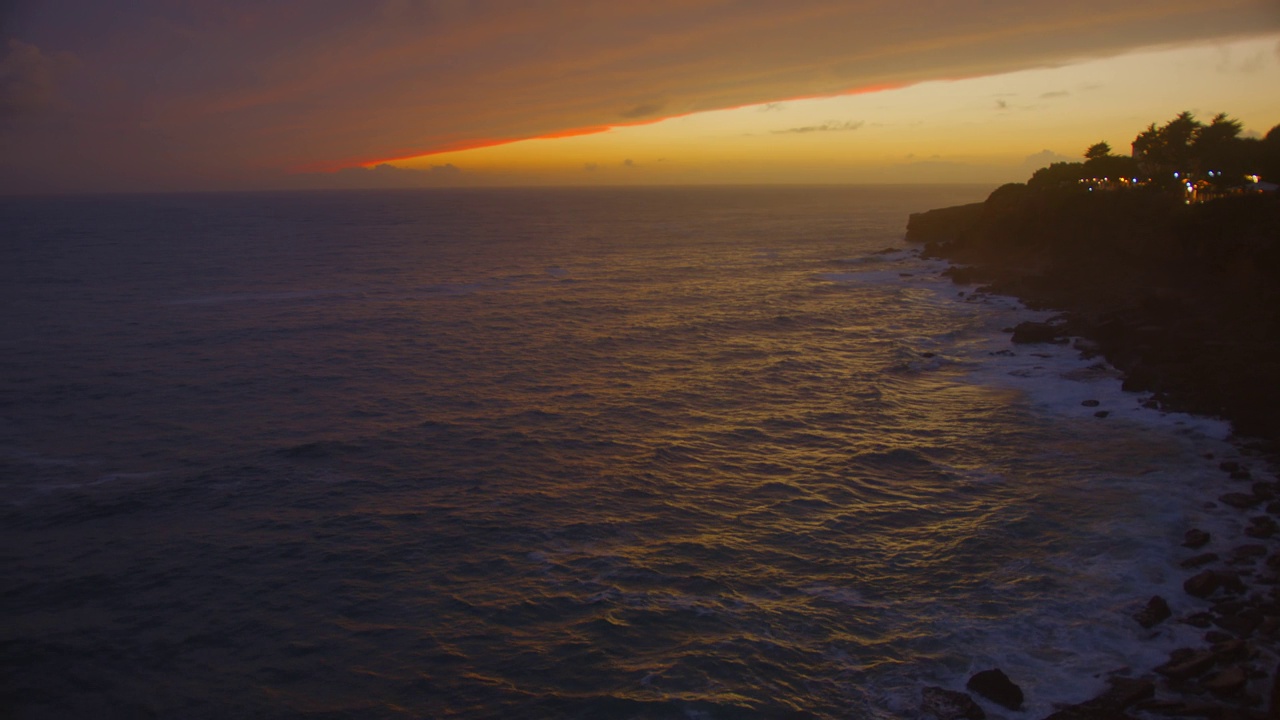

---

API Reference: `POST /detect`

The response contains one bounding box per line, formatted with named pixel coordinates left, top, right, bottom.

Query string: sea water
left=0, top=186, right=1247, bottom=718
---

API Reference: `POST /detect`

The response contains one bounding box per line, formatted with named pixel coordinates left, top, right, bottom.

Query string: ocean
left=0, top=186, right=1244, bottom=719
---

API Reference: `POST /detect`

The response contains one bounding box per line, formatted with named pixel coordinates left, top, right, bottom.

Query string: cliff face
left=907, top=187, right=1280, bottom=446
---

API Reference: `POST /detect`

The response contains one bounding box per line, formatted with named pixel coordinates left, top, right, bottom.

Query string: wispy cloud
left=772, top=120, right=864, bottom=134
left=621, top=102, right=664, bottom=119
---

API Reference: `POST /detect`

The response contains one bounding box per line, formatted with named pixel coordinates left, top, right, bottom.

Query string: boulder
left=1211, top=638, right=1249, bottom=661
left=1134, top=596, right=1172, bottom=628
left=1010, top=321, right=1066, bottom=345
left=1221, top=493, right=1262, bottom=509
left=1213, top=609, right=1264, bottom=636
left=1155, top=649, right=1216, bottom=680
left=1202, top=665, right=1248, bottom=696
left=966, top=669, right=1023, bottom=711
left=1043, top=677, right=1153, bottom=719
left=1247, top=517, right=1278, bottom=539
left=1183, top=529, right=1212, bottom=549
left=1233, top=544, right=1269, bottom=561
left=1185, top=570, right=1246, bottom=598
left=1183, top=612, right=1214, bottom=628
left=1181, top=552, right=1219, bottom=569
left=920, top=686, right=985, bottom=720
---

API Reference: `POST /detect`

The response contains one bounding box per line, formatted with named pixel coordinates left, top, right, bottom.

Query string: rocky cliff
left=907, top=186, right=1280, bottom=446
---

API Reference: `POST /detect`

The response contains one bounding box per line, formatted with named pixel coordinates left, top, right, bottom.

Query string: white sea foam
left=823, top=247, right=1252, bottom=717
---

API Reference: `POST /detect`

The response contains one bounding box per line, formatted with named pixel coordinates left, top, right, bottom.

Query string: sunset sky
left=1, top=1, right=1278, bottom=193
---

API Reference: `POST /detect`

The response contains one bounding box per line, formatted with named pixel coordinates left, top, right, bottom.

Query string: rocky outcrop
left=921, top=686, right=986, bottom=720
left=967, top=669, right=1023, bottom=711
left=907, top=190, right=1280, bottom=448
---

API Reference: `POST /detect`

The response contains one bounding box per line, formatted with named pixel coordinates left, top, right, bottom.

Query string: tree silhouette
left=1084, top=142, right=1111, bottom=160
left=1024, top=112, right=1275, bottom=193
left=1132, top=112, right=1204, bottom=188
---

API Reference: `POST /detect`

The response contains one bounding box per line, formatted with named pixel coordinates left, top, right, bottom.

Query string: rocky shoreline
left=905, top=189, right=1280, bottom=719
left=919, top=453, right=1280, bottom=720
left=907, top=189, right=1280, bottom=450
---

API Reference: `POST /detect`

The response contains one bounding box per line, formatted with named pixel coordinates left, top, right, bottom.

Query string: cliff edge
left=907, top=186, right=1280, bottom=447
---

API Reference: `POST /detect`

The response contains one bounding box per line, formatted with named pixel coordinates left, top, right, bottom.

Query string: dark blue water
left=0, top=186, right=1237, bottom=718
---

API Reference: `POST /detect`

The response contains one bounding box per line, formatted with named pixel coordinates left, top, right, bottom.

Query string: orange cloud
left=333, top=81, right=913, bottom=173
left=3, top=0, right=1278, bottom=192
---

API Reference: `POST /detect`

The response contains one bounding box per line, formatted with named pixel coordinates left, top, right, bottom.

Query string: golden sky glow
left=387, top=35, right=1280, bottom=186
left=1, top=2, right=1278, bottom=192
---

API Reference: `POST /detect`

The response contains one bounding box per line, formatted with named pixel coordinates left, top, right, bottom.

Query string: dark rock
left=1155, top=649, right=1217, bottom=680
left=1233, top=544, right=1269, bottom=560
left=1182, top=612, right=1214, bottom=628
left=1132, top=698, right=1219, bottom=716
left=1185, top=571, right=1219, bottom=598
left=1246, top=524, right=1277, bottom=539
left=1043, top=677, right=1153, bottom=719
left=1221, top=493, right=1262, bottom=509
left=1185, top=570, right=1246, bottom=598
left=1074, top=339, right=1102, bottom=359
left=1211, top=638, right=1249, bottom=661
left=1082, top=399, right=1101, bottom=407
left=966, top=669, right=1023, bottom=711
left=1254, top=483, right=1278, bottom=500
left=1214, top=609, right=1264, bottom=636
left=1011, top=320, right=1066, bottom=345
left=1212, top=600, right=1247, bottom=615
left=1202, top=665, right=1248, bottom=696
left=1182, top=552, right=1219, bottom=569
left=920, top=686, right=985, bottom=720
left=1135, top=596, right=1172, bottom=628
left=1183, top=529, right=1212, bottom=549
left=1094, top=410, right=1111, bottom=418
left=1232, top=470, right=1255, bottom=480
left=1267, top=500, right=1280, bottom=515
left=1221, top=461, right=1242, bottom=473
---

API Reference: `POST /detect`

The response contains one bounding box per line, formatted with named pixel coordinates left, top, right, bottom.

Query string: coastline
left=905, top=189, right=1280, bottom=718
left=905, top=190, right=1280, bottom=451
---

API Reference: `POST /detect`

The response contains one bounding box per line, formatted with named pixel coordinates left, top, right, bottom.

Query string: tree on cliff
left=1132, top=111, right=1201, bottom=187
left=1082, top=141, right=1138, bottom=181
left=1085, top=142, right=1112, bottom=160
left=1130, top=112, right=1259, bottom=189
left=1025, top=114, right=1274, bottom=192
left=1027, top=161, right=1085, bottom=190
left=1193, top=114, right=1253, bottom=188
